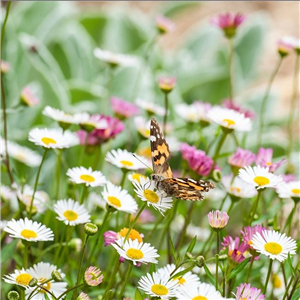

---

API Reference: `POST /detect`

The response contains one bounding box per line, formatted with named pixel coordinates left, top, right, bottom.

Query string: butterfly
left=150, top=118, right=215, bottom=201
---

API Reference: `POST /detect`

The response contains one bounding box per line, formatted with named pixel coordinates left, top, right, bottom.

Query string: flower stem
left=104, top=260, right=120, bottom=299
left=249, top=190, right=262, bottom=225
left=57, top=283, right=85, bottom=300
left=219, top=193, right=228, bottom=210
left=79, top=185, right=88, bottom=204
left=227, top=201, right=234, bottom=215
left=163, top=92, right=169, bottom=136
left=118, top=262, right=133, bottom=299
left=263, top=259, right=273, bottom=295
left=1, top=1, right=14, bottom=184
left=120, top=169, right=129, bottom=188
left=212, top=131, right=228, bottom=164
left=228, top=37, right=234, bottom=101
left=28, top=149, right=48, bottom=218
left=215, top=231, right=220, bottom=290
left=245, top=257, right=254, bottom=283
left=55, top=149, right=62, bottom=200
left=257, top=57, right=283, bottom=148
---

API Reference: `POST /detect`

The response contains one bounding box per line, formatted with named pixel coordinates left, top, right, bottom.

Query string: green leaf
left=44, top=293, right=50, bottom=300
left=1, top=240, right=18, bottom=263
left=170, top=265, right=195, bottom=280
left=291, top=288, right=300, bottom=300
left=135, top=289, right=143, bottom=300
left=169, top=236, right=178, bottom=262
left=227, top=257, right=251, bottom=281
left=162, top=2, right=201, bottom=17
left=149, top=263, right=156, bottom=274
left=287, top=254, right=296, bottom=277
left=186, top=236, right=197, bottom=254
left=203, top=263, right=216, bottom=286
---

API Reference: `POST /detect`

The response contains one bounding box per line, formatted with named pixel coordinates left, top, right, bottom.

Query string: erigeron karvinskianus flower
left=135, top=98, right=165, bottom=117
left=277, top=36, right=295, bottom=57
left=138, top=271, right=179, bottom=299
left=77, top=292, right=90, bottom=300
left=104, top=227, right=143, bottom=247
left=29, top=128, right=79, bottom=149
left=222, top=236, right=250, bottom=265
left=276, top=180, right=300, bottom=201
left=158, top=76, right=176, bottom=94
left=155, top=15, right=175, bottom=34
left=77, top=113, right=108, bottom=132
left=211, top=12, right=246, bottom=38
left=228, top=147, right=256, bottom=174
left=222, top=99, right=256, bottom=119
left=84, top=266, right=103, bottom=286
left=102, top=181, right=138, bottom=214
left=251, top=230, right=297, bottom=262
left=207, top=106, right=252, bottom=132
left=133, top=177, right=173, bottom=215
left=127, top=172, right=147, bottom=184
left=134, top=116, right=151, bottom=138
left=238, top=166, right=283, bottom=190
left=67, top=166, right=106, bottom=187
left=111, top=237, right=159, bottom=265
left=233, top=283, right=265, bottom=300
left=207, top=210, right=229, bottom=230
left=105, top=149, right=148, bottom=170
left=256, top=148, right=286, bottom=172
left=54, top=199, right=91, bottom=226
left=241, top=225, right=267, bottom=249
left=3, top=268, right=33, bottom=289
left=282, top=174, right=297, bottom=183
left=4, top=218, right=54, bottom=242
left=20, top=86, right=39, bottom=107
left=111, top=97, right=140, bottom=119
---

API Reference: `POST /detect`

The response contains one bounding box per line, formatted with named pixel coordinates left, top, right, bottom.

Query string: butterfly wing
left=150, top=118, right=173, bottom=178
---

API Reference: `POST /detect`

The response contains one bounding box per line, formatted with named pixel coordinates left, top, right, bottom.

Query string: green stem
left=227, top=201, right=234, bottom=215
left=249, top=190, right=262, bottom=225
left=118, top=263, right=133, bottom=299
left=120, top=170, right=129, bottom=188
left=23, top=242, right=29, bottom=268
left=79, top=185, right=88, bottom=204
left=263, top=259, right=273, bottom=295
left=286, top=202, right=297, bottom=236
left=281, top=262, right=287, bottom=287
left=282, top=276, right=294, bottom=300
left=257, top=57, right=283, bottom=147
left=215, top=231, right=220, bottom=290
left=1, top=1, right=13, bottom=184
left=218, top=193, right=228, bottom=210
left=36, top=284, right=58, bottom=300
left=55, top=149, right=62, bottom=200
left=212, top=131, right=228, bottom=163
left=104, top=260, right=120, bottom=298
left=245, top=257, right=254, bottom=283
left=28, top=149, right=48, bottom=218
left=287, top=275, right=299, bottom=300
left=57, top=283, right=85, bottom=300
left=163, top=92, right=169, bottom=136
left=228, top=37, right=234, bottom=101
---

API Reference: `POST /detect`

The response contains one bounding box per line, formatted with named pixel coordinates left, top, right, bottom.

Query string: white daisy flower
left=0, top=137, right=42, bottom=167
left=207, top=106, right=252, bottom=131
left=176, top=282, right=224, bottom=300
left=28, top=128, right=79, bottom=149
left=222, top=174, right=257, bottom=198
left=276, top=181, right=300, bottom=199
left=251, top=230, right=297, bottom=262
left=2, top=268, right=33, bottom=288
left=135, top=98, right=166, bottom=116
left=238, top=166, right=283, bottom=189
left=54, top=199, right=91, bottom=226
left=127, top=172, right=147, bottom=184
left=4, top=218, right=54, bottom=242
left=17, top=185, right=49, bottom=214
left=157, top=264, right=200, bottom=287
left=75, top=113, right=108, bottom=130
left=66, top=166, right=106, bottom=187
left=138, top=271, right=179, bottom=299
left=25, top=262, right=67, bottom=300
left=86, top=191, right=107, bottom=211
left=102, top=181, right=138, bottom=214
left=105, top=149, right=149, bottom=170
left=1, top=184, right=16, bottom=201
left=175, top=102, right=211, bottom=123
left=42, top=106, right=78, bottom=126
left=133, top=177, right=173, bottom=215
left=134, top=116, right=151, bottom=138
left=112, top=237, right=159, bottom=265
left=94, top=48, right=138, bottom=67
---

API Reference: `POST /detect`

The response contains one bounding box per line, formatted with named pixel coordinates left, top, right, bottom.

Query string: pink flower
left=111, top=97, right=140, bottom=119
left=211, top=13, right=246, bottom=38
left=135, top=209, right=156, bottom=224
left=282, top=174, right=298, bottom=183
left=222, top=236, right=249, bottom=263
left=277, top=37, right=295, bottom=57
left=84, top=266, right=103, bottom=286
left=20, top=87, right=39, bottom=107
left=228, top=147, right=256, bottom=168
left=158, top=76, right=177, bottom=93
left=222, top=99, right=255, bottom=119
left=256, top=148, right=286, bottom=172
left=207, top=210, right=229, bottom=229
left=240, top=225, right=266, bottom=248
left=180, top=143, right=215, bottom=177
left=104, top=230, right=118, bottom=247
left=234, top=283, right=265, bottom=300
left=104, top=228, right=144, bottom=247
left=155, top=15, right=175, bottom=34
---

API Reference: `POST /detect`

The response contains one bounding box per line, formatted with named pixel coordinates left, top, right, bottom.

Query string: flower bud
left=158, top=76, right=176, bottom=94
left=195, top=255, right=205, bottom=268
left=84, top=223, right=98, bottom=236
left=185, top=252, right=194, bottom=260
left=51, top=270, right=62, bottom=282
left=8, top=291, right=19, bottom=300
left=77, top=292, right=91, bottom=300
left=28, top=278, right=38, bottom=287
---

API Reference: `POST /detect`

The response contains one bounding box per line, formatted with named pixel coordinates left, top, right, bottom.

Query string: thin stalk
left=79, top=185, right=88, bottom=204
left=163, top=92, right=169, bottom=136
left=263, top=259, right=273, bottom=295
left=282, top=276, right=294, bottom=300
left=118, top=263, right=133, bottom=299
left=222, top=277, right=226, bottom=297
left=286, top=202, right=297, bottom=236
left=120, top=169, right=129, bottom=188
left=1, top=1, right=13, bottom=184
left=281, top=262, right=287, bottom=287
left=227, top=201, right=234, bottom=215
left=55, top=149, right=62, bottom=200
left=257, top=57, right=283, bottom=147
left=218, top=193, right=228, bottom=210
left=287, top=275, right=299, bottom=300
left=27, top=279, right=52, bottom=300
left=28, top=149, right=48, bottom=218
left=212, top=131, right=228, bottom=163
left=215, top=231, right=220, bottom=290
left=245, top=257, right=254, bottom=283
left=23, top=242, right=29, bottom=268
left=249, top=190, right=262, bottom=225
left=104, top=260, right=120, bottom=298
left=57, top=283, right=85, bottom=300
left=228, top=37, right=234, bottom=100
left=36, top=284, right=58, bottom=300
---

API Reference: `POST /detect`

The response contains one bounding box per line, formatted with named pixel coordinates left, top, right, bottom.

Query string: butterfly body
left=150, top=118, right=215, bottom=201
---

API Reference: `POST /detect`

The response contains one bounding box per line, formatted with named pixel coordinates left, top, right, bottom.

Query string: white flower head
left=102, top=181, right=138, bottom=214
left=2, top=268, right=33, bottom=289
left=28, top=128, right=79, bottom=149
left=177, top=282, right=224, bottom=300
left=127, top=172, right=147, bottom=184
left=54, top=199, right=91, bottom=226
left=135, top=98, right=166, bottom=116
left=207, top=106, right=252, bottom=131
left=175, top=102, right=211, bottom=123
left=42, top=106, right=78, bottom=125
left=134, top=116, right=151, bottom=138
left=25, top=262, right=67, bottom=300
left=112, top=237, right=159, bottom=265
left=75, top=113, right=108, bottom=130
left=133, top=177, right=173, bottom=215
left=277, top=181, right=300, bottom=199
left=4, top=218, right=54, bottom=242
left=238, top=166, right=283, bottom=189
left=251, top=230, right=297, bottom=262
left=222, top=174, right=258, bottom=198
left=67, top=166, right=106, bottom=187
left=105, top=149, right=149, bottom=170
left=138, top=271, right=179, bottom=299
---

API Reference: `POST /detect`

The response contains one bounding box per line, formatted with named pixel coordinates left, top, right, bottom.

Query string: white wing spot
left=150, top=135, right=156, bottom=142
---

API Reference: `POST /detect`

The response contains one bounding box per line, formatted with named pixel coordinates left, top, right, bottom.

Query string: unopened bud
left=195, top=256, right=205, bottom=268
left=28, top=278, right=38, bottom=287
left=84, top=223, right=98, bottom=236
left=52, top=270, right=62, bottom=282
left=212, top=169, right=222, bottom=182
left=185, top=252, right=194, bottom=260
left=8, top=291, right=19, bottom=300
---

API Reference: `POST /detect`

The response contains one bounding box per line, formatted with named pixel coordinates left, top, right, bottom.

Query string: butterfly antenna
left=132, top=154, right=153, bottom=173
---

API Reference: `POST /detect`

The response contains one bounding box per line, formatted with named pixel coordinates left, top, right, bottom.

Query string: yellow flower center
left=192, top=296, right=208, bottom=300
left=80, top=174, right=95, bottom=182
left=120, top=160, right=134, bottom=167
left=16, top=153, right=26, bottom=161
left=41, top=137, right=57, bottom=145
left=292, top=189, right=300, bottom=194
left=272, top=274, right=282, bottom=289
left=254, top=176, right=270, bottom=186
left=20, top=229, right=37, bottom=239
left=144, top=129, right=150, bottom=137
left=131, top=173, right=146, bottom=183
left=151, top=284, right=168, bottom=296
left=138, top=147, right=152, bottom=159
left=119, top=228, right=143, bottom=243
left=15, top=273, right=33, bottom=286
left=126, top=248, right=144, bottom=260
left=222, top=118, right=235, bottom=127
left=266, top=161, right=272, bottom=166
left=63, top=210, right=78, bottom=221
left=230, top=186, right=241, bottom=193
left=188, top=113, right=196, bottom=120
left=107, top=196, right=121, bottom=207
left=143, top=189, right=159, bottom=203
left=39, top=278, right=51, bottom=293
left=264, top=242, right=282, bottom=255
left=174, top=276, right=186, bottom=285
